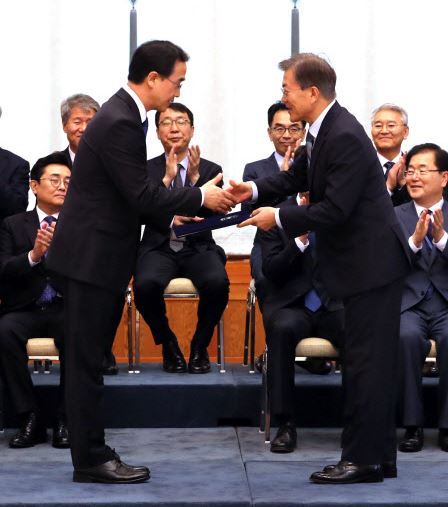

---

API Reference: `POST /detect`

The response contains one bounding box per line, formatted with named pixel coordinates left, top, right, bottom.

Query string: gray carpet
left=0, top=428, right=448, bottom=506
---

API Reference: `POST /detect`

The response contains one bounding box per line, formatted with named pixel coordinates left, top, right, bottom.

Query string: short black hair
left=267, top=101, right=306, bottom=129
left=155, top=102, right=194, bottom=128
left=128, top=40, right=189, bottom=84
left=406, top=143, right=448, bottom=172
left=30, top=152, right=71, bottom=181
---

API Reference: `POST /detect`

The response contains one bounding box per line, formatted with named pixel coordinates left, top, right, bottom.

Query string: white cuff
left=249, top=181, right=258, bottom=203
left=28, top=251, right=40, bottom=267
left=434, top=231, right=448, bottom=251
left=294, top=237, right=309, bottom=252
left=408, top=236, right=423, bottom=253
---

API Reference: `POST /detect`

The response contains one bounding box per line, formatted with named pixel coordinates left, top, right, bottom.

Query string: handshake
left=202, top=175, right=254, bottom=214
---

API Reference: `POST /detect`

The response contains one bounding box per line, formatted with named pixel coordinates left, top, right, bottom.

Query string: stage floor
left=1, top=427, right=448, bottom=506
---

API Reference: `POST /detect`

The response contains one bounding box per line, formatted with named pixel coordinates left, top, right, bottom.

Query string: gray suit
left=395, top=200, right=448, bottom=428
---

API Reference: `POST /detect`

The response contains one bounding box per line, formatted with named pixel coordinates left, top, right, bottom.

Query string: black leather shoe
left=162, top=340, right=187, bottom=373
left=298, top=358, right=332, bottom=375
left=102, top=352, right=119, bottom=375
left=439, top=429, right=448, bottom=451
left=323, top=460, right=397, bottom=479
left=310, top=462, right=383, bottom=484
left=9, top=412, right=47, bottom=448
left=52, top=419, right=70, bottom=449
left=398, top=427, right=423, bottom=452
left=188, top=347, right=211, bottom=374
left=73, top=459, right=150, bottom=483
left=270, top=422, right=297, bottom=453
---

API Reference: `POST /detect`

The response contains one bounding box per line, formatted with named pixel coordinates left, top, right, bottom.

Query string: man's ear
left=29, top=180, right=38, bottom=196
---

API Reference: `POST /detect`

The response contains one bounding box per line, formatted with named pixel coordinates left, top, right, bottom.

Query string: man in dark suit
left=59, top=94, right=100, bottom=168
left=230, top=53, right=410, bottom=483
left=47, top=41, right=235, bottom=484
left=0, top=152, right=71, bottom=449
left=394, top=143, right=448, bottom=453
left=371, top=103, right=410, bottom=206
left=258, top=196, right=343, bottom=453
left=134, top=103, right=229, bottom=374
left=242, top=102, right=305, bottom=307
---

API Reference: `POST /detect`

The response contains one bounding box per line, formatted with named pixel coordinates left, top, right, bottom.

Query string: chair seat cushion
left=295, top=337, right=339, bottom=358
left=26, top=338, right=59, bottom=357
left=164, top=278, right=197, bottom=295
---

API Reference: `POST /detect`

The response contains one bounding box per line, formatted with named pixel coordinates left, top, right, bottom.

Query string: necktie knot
left=384, top=161, right=395, bottom=180
left=42, top=216, right=57, bottom=227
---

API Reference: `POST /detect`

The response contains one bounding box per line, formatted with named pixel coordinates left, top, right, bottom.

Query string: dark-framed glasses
left=271, top=125, right=304, bottom=136
left=39, top=176, right=71, bottom=188
left=158, top=118, right=191, bottom=128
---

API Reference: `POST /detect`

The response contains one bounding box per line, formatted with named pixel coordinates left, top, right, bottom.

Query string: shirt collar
left=68, top=147, right=76, bottom=163
left=309, top=99, right=336, bottom=139
left=36, top=206, right=59, bottom=224
left=413, top=198, right=444, bottom=217
left=164, top=153, right=189, bottom=170
left=377, top=152, right=401, bottom=168
left=123, top=83, right=148, bottom=123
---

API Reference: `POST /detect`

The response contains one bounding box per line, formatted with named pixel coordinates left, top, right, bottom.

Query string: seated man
left=59, top=93, right=99, bottom=168
left=134, top=103, right=229, bottom=374
left=0, top=106, right=29, bottom=224
left=0, top=152, right=70, bottom=448
left=242, top=102, right=305, bottom=307
left=258, top=195, right=344, bottom=453
left=395, top=143, right=448, bottom=452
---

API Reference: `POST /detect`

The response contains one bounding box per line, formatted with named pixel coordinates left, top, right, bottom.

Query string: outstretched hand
left=225, top=180, right=253, bottom=204
left=202, top=173, right=237, bottom=213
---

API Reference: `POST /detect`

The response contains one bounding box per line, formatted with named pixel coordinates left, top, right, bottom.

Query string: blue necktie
left=142, top=118, right=148, bottom=137
left=36, top=216, right=58, bottom=305
left=169, top=165, right=186, bottom=252
left=422, top=209, right=435, bottom=300
left=304, top=232, right=322, bottom=312
left=384, top=161, right=394, bottom=180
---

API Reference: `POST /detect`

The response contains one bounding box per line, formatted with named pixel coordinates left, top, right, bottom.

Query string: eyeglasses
left=271, top=125, right=304, bottom=136
left=372, top=122, right=406, bottom=132
left=281, top=87, right=302, bottom=97
left=39, top=177, right=71, bottom=188
left=158, top=118, right=191, bottom=128
left=404, top=169, right=441, bottom=178
left=165, top=77, right=183, bottom=89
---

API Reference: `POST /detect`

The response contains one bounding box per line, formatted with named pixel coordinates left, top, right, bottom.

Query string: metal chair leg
left=33, top=360, right=41, bottom=374
left=217, top=317, right=225, bottom=373
left=126, top=287, right=135, bottom=373
left=44, top=359, right=52, bottom=374
left=134, top=309, right=141, bottom=374
left=261, top=347, right=270, bottom=442
left=249, top=291, right=256, bottom=374
left=243, top=288, right=251, bottom=366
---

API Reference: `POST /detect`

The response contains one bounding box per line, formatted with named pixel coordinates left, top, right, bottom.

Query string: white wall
left=1, top=0, right=447, bottom=252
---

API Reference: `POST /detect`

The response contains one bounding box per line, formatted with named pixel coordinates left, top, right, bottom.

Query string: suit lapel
left=24, top=209, right=40, bottom=247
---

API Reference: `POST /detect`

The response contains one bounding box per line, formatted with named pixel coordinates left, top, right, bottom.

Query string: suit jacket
left=62, top=146, right=73, bottom=169
left=258, top=199, right=343, bottom=323
left=46, top=88, right=202, bottom=294
left=255, top=101, right=410, bottom=299
left=395, top=200, right=448, bottom=312
left=0, top=209, right=55, bottom=312
left=138, top=153, right=224, bottom=257
left=0, top=147, right=29, bottom=223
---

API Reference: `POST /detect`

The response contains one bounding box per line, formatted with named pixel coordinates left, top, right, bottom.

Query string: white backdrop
left=1, top=0, right=447, bottom=252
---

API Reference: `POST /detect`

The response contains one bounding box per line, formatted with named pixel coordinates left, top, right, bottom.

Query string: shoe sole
left=9, top=435, right=47, bottom=448
left=73, top=472, right=150, bottom=484
left=270, top=446, right=295, bottom=453
left=311, top=475, right=383, bottom=484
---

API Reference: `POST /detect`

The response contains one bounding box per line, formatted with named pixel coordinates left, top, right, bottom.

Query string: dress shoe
left=270, top=422, right=297, bottom=453
left=398, top=426, right=423, bottom=452
left=323, top=460, right=397, bottom=479
left=73, top=458, right=150, bottom=483
left=188, top=347, right=211, bottom=374
left=438, top=429, right=448, bottom=451
left=102, top=352, right=119, bottom=375
left=52, top=419, right=70, bottom=449
left=9, top=412, right=47, bottom=448
left=162, top=340, right=187, bottom=373
left=310, top=462, right=383, bottom=484
left=298, top=358, right=332, bottom=375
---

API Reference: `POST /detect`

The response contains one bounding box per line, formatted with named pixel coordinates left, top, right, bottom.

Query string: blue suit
left=395, top=200, right=448, bottom=428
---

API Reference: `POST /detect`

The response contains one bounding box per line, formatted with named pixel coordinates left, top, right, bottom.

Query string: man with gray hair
left=371, top=103, right=410, bottom=206
left=60, top=94, right=100, bottom=167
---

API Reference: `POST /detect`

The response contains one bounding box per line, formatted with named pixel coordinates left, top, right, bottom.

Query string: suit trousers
left=340, top=277, right=403, bottom=465
left=0, top=301, right=65, bottom=417
left=265, top=304, right=344, bottom=418
left=134, top=246, right=229, bottom=350
left=398, top=294, right=448, bottom=428
left=63, top=278, right=124, bottom=468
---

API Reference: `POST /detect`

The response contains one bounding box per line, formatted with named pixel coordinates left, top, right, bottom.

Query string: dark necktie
left=423, top=209, right=434, bottom=301
left=306, top=131, right=315, bottom=167
left=170, top=164, right=186, bottom=252
left=36, top=216, right=58, bottom=305
left=142, top=118, right=148, bottom=137
left=304, top=232, right=322, bottom=312
left=384, top=161, right=394, bottom=180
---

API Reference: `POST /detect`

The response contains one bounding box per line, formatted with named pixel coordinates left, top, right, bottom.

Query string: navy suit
left=0, top=209, right=65, bottom=419
left=0, top=148, right=29, bottom=223
left=134, top=154, right=229, bottom=351
left=259, top=199, right=344, bottom=419
left=254, top=101, right=410, bottom=464
left=395, top=201, right=448, bottom=428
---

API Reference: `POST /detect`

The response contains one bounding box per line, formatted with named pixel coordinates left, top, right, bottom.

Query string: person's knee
left=134, top=275, right=164, bottom=303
